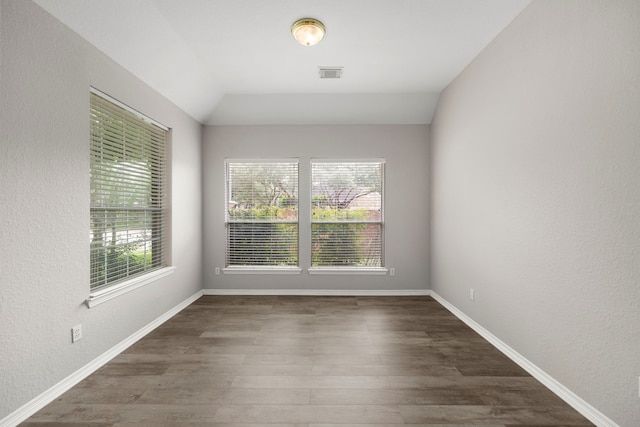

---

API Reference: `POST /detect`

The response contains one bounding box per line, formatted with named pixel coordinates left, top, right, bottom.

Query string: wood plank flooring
left=22, top=295, right=593, bottom=426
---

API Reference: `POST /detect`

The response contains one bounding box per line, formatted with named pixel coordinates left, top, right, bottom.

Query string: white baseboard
left=0, top=290, right=203, bottom=427
left=203, top=288, right=431, bottom=296
left=3, top=289, right=615, bottom=427
left=429, top=291, right=618, bottom=427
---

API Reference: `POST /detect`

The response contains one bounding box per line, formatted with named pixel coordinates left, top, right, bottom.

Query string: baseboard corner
left=429, top=291, right=619, bottom=427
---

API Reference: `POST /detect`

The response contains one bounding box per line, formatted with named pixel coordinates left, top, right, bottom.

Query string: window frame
left=87, top=88, right=174, bottom=307
left=223, top=158, right=301, bottom=274
left=308, top=158, right=387, bottom=275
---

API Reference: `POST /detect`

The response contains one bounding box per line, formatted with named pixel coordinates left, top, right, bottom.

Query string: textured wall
left=0, top=0, right=203, bottom=419
left=430, top=1, right=640, bottom=424
left=202, top=124, right=430, bottom=291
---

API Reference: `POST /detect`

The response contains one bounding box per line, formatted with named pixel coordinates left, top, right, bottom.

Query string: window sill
left=86, top=266, right=176, bottom=308
left=222, top=266, right=302, bottom=275
left=308, top=267, right=389, bottom=275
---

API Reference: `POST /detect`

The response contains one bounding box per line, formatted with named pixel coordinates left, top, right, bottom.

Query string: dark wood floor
left=23, top=295, right=593, bottom=426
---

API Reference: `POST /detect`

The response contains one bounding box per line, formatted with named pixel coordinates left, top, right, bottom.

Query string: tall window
left=311, top=160, right=384, bottom=267
left=90, top=89, right=169, bottom=291
left=225, top=160, right=299, bottom=267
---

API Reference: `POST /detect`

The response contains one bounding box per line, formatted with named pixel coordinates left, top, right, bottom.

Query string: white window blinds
left=311, top=160, right=384, bottom=267
left=90, top=89, right=169, bottom=291
left=225, top=160, right=299, bottom=267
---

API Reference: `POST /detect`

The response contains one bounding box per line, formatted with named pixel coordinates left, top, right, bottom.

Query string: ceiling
left=33, top=0, right=531, bottom=125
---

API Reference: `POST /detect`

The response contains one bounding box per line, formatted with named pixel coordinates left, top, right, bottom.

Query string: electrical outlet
left=469, top=289, right=475, bottom=301
left=389, top=268, right=396, bottom=276
left=638, top=376, right=640, bottom=398
left=215, top=267, right=220, bottom=275
left=71, top=324, right=82, bottom=343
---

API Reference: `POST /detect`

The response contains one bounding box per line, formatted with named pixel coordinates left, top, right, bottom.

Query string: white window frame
left=87, top=88, right=173, bottom=307
left=223, top=159, right=301, bottom=275
left=308, top=158, right=387, bottom=275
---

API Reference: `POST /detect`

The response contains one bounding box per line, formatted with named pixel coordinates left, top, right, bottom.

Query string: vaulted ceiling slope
left=33, top=0, right=531, bottom=125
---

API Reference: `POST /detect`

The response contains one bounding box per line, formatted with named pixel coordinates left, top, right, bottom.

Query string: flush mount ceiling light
left=291, top=18, right=325, bottom=46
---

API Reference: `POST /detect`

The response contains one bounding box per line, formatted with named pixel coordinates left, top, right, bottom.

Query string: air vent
left=319, top=67, right=343, bottom=79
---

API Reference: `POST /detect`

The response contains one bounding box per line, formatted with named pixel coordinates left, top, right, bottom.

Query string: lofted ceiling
left=33, top=0, right=531, bottom=125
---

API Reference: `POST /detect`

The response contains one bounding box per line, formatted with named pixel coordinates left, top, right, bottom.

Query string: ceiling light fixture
left=291, top=18, right=325, bottom=46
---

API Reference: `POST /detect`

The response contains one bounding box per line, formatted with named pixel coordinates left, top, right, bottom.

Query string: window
left=311, top=160, right=384, bottom=268
left=89, top=89, right=170, bottom=293
left=225, top=160, right=299, bottom=270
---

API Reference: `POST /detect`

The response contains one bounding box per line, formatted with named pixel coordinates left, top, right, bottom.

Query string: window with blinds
left=225, top=160, right=299, bottom=267
left=90, top=89, right=169, bottom=291
left=311, top=160, right=384, bottom=267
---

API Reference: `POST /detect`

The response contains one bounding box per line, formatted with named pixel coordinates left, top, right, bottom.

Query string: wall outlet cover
left=72, top=324, right=82, bottom=343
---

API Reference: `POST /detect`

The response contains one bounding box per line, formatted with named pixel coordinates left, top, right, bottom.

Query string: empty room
left=1, top=0, right=638, bottom=426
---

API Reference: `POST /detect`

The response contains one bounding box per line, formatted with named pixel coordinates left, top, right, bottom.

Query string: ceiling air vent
left=319, top=67, right=343, bottom=79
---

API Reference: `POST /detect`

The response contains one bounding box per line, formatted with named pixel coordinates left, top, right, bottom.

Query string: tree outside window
left=311, top=161, right=384, bottom=267
left=225, top=161, right=299, bottom=267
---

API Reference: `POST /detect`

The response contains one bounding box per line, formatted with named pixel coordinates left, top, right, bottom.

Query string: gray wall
left=203, top=125, right=430, bottom=291
left=430, top=1, right=640, bottom=424
left=0, top=0, right=203, bottom=419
